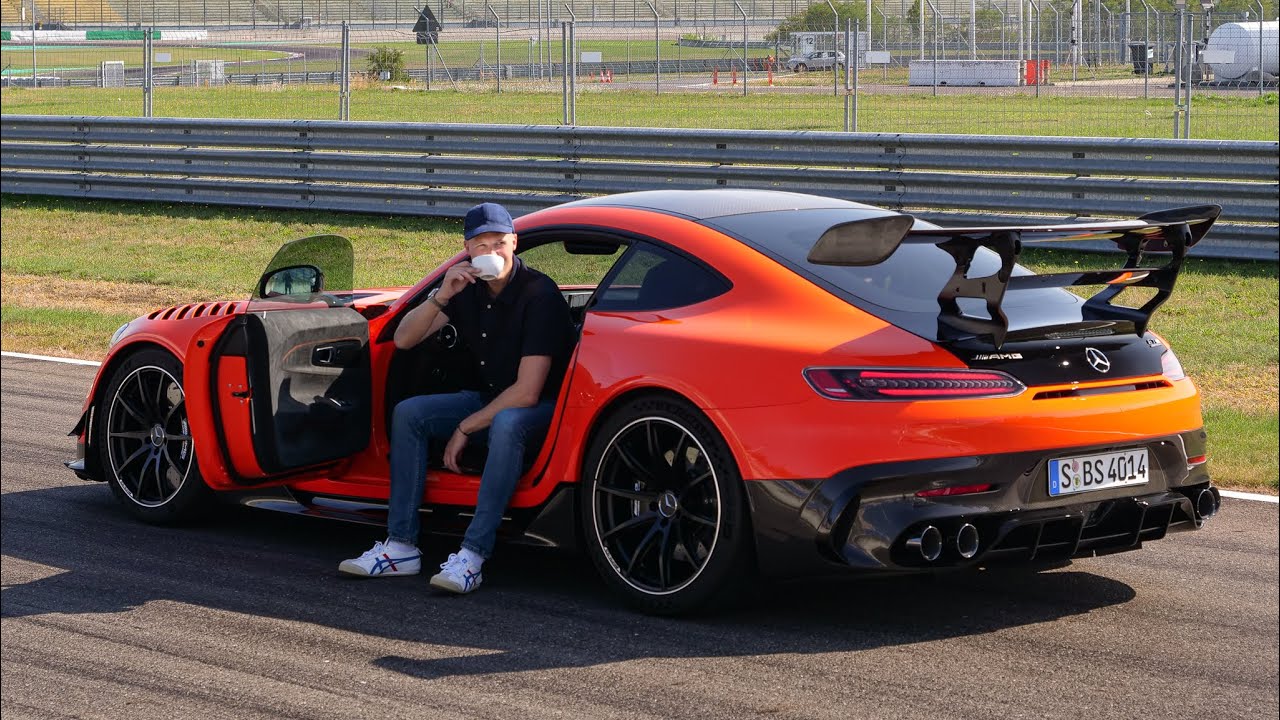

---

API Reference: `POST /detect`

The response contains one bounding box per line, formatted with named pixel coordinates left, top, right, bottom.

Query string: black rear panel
left=947, top=331, right=1167, bottom=386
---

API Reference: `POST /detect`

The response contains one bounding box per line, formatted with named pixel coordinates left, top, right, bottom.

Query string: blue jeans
left=386, top=391, right=555, bottom=559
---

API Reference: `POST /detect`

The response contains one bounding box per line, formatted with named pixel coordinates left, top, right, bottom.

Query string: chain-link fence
left=2, top=1, right=1276, bottom=139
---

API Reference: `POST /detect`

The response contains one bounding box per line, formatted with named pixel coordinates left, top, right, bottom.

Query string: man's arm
left=393, top=300, right=450, bottom=350
left=441, top=355, right=552, bottom=472
left=394, top=263, right=480, bottom=350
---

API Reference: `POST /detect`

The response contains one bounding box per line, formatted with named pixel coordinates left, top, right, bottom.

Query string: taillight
left=803, top=368, right=1025, bottom=401
left=916, top=483, right=995, bottom=498
left=1161, top=348, right=1186, bottom=381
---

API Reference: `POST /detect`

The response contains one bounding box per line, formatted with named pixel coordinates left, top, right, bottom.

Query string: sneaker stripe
left=370, top=554, right=420, bottom=574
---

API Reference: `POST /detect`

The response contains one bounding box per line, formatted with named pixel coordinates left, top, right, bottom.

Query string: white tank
left=1205, top=21, right=1279, bottom=80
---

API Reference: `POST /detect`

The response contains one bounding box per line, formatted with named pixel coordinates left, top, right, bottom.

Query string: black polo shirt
left=441, top=257, right=573, bottom=402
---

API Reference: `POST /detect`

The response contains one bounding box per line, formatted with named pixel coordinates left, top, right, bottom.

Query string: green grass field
left=1, top=194, right=1275, bottom=492
left=2, top=83, right=1275, bottom=138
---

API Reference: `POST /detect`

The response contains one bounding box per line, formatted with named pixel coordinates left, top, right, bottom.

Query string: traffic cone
left=712, top=67, right=719, bottom=85
left=768, top=67, right=773, bottom=86
left=731, top=69, right=738, bottom=85
left=606, top=69, right=613, bottom=83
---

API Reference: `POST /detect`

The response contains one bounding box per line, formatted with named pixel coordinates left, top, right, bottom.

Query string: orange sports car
left=67, top=190, right=1222, bottom=614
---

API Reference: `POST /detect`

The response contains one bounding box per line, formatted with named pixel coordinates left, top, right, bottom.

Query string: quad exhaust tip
left=1196, top=488, right=1220, bottom=520
left=956, top=523, right=980, bottom=559
left=907, top=525, right=943, bottom=562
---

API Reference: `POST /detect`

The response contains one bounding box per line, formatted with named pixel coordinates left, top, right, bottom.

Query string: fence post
left=734, top=1, right=748, bottom=96
left=339, top=22, right=350, bottom=121
left=144, top=28, right=153, bottom=117
left=490, top=4, right=502, bottom=94
left=565, top=3, right=578, bottom=124
left=562, top=21, right=570, bottom=123
left=825, top=0, right=839, bottom=96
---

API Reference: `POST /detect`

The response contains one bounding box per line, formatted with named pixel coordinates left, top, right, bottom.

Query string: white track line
left=2, top=350, right=101, bottom=367
left=3, top=351, right=1277, bottom=502
left=1220, top=490, right=1279, bottom=503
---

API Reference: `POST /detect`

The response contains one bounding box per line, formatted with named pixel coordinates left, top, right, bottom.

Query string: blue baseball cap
left=463, top=202, right=515, bottom=240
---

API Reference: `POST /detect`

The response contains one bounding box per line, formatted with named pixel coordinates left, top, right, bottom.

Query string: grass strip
left=1, top=85, right=1274, bottom=140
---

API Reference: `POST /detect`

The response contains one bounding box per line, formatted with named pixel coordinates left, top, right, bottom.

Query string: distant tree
left=365, top=46, right=407, bottom=82
left=766, top=2, right=869, bottom=42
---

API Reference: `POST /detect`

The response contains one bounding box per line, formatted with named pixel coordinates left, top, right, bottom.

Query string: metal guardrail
left=1, top=115, right=1276, bottom=259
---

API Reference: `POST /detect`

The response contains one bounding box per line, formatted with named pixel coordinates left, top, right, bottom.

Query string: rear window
left=706, top=209, right=1081, bottom=337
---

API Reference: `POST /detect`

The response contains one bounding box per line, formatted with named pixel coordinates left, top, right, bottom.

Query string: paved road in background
left=2, top=355, right=1277, bottom=720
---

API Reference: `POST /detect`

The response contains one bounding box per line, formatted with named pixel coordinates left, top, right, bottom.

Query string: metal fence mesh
left=2, top=1, right=1276, bottom=140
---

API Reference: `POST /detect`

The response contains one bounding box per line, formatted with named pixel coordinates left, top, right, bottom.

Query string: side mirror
left=258, top=264, right=324, bottom=298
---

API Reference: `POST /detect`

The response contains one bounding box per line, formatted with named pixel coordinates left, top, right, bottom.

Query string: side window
left=518, top=238, right=625, bottom=320
left=592, top=245, right=730, bottom=312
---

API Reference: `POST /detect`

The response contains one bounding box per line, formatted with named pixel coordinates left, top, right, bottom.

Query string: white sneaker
left=429, top=553, right=484, bottom=594
left=338, top=541, right=421, bottom=577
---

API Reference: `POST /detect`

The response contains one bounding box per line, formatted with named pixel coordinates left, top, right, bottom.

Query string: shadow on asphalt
left=2, top=484, right=1137, bottom=679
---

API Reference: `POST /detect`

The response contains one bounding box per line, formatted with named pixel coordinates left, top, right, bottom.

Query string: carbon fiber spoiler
left=807, top=205, right=1221, bottom=348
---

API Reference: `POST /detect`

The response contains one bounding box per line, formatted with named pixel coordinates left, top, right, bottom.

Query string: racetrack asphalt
left=2, top=354, right=1277, bottom=720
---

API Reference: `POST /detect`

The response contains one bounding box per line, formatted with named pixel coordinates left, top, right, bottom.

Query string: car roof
left=553, top=189, right=892, bottom=223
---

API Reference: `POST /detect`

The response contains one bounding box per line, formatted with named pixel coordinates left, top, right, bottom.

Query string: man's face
left=465, top=231, right=517, bottom=279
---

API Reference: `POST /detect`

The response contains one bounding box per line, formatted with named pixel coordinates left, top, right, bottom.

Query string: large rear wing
left=807, top=205, right=1221, bottom=348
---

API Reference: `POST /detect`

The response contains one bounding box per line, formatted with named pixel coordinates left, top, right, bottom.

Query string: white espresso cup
left=471, top=253, right=505, bottom=281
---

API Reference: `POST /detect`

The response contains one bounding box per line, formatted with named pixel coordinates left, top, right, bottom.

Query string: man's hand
left=438, top=262, right=481, bottom=301
left=442, top=426, right=469, bottom=473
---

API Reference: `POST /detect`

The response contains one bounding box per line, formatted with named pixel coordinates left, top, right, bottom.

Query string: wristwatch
left=427, top=287, right=448, bottom=310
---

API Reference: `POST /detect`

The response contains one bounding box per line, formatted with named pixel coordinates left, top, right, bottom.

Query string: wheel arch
left=78, top=340, right=180, bottom=481
left=576, top=385, right=759, bottom=523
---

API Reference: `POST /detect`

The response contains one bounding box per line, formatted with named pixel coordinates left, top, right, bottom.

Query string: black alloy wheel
left=581, top=395, right=753, bottom=615
left=98, top=349, right=212, bottom=524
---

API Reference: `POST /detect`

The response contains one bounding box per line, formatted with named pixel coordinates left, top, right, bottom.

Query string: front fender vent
left=147, top=301, right=242, bottom=320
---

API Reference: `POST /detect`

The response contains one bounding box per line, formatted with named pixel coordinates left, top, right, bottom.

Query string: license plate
left=1048, top=448, right=1149, bottom=497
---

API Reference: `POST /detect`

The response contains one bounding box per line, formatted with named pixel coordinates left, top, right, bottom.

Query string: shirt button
left=486, top=304, right=492, bottom=309
left=481, top=333, right=487, bottom=338
left=480, top=361, right=486, bottom=366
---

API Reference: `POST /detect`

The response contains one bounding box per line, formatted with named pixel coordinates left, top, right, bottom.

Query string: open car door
left=195, top=235, right=372, bottom=483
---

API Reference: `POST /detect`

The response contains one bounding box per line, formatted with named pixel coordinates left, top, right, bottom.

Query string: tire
left=580, top=394, right=754, bottom=615
left=795, top=63, right=807, bottom=73
left=97, top=348, right=213, bottom=524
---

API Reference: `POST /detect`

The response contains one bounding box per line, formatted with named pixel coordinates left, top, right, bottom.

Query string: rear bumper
left=746, top=429, right=1214, bottom=578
